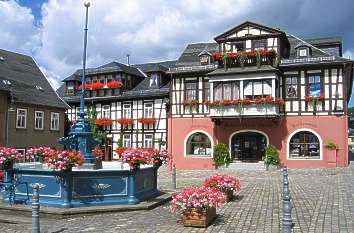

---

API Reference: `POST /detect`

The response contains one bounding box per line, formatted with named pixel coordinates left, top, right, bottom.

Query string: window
left=34, top=111, right=44, bottom=130
left=252, top=39, right=267, bottom=51
left=123, top=104, right=131, bottom=118
left=50, top=112, right=60, bottom=130
left=16, top=108, right=27, bottom=129
left=289, top=131, right=320, bottom=158
left=200, top=55, right=210, bottom=65
left=232, top=41, right=244, bottom=52
left=243, top=80, right=272, bottom=99
left=308, top=74, right=322, bottom=97
left=67, top=82, right=74, bottom=95
left=186, top=132, right=212, bottom=156
left=102, top=105, right=110, bottom=118
left=17, top=149, right=25, bottom=155
left=150, top=73, right=158, bottom=88
left=185, top=79, right=198, bottom=100
left=144, top=134, right=153, bottom=148
left=286, top=76, right=298, bottom=98
left=299, top=48, right=307, bottom=57
left=144, top=103, right=153, bottom=118
left=123, top=134, right=131, bottom=148
left=213, top=82, right=239, bottom=100
left=204, top=81, right=210, bottom=101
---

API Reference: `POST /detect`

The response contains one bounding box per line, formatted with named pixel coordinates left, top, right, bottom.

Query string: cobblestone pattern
left=1, top=165, right=354, bottom=232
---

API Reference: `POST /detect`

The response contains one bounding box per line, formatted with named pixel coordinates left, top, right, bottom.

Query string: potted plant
left=213, top=143, right=230, bottom=168
left=117, top=148, right=150, bottom=171
left=264, top=144, right=280, bottom=171
left=170, top=186, right=226, bottom=228
left=325, top=140, right=338, bottom=164
left=44, top=150, right=84, bottom=172
left=26, top=146, right=55, bottom=163
left=146, top=148, right=170, bottom=167
left=92, top=146, right=104, bottom=169
left=0, top=147, right=24, bottom=170
left=204, top=174, right=241, bottom=202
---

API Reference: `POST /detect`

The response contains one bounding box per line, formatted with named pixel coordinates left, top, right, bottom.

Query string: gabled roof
left=0, top=49, right=68, bottom=109
left=132, top=60, right=176, bottom=73
left=214, top=21, right=285, bottom=41
left=62, top=61, right=146, bottom=82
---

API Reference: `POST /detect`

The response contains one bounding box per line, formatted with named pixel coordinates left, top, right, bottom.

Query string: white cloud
left=0, top=0, right=40, bottom=55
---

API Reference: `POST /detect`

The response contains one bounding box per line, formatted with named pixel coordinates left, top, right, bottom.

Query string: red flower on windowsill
left=78, top=83, right=92, bottom=91
left=116, top=118, right=134, bottom=125
left=182, top=99, right=199, bottom=107
left=212, top=52, right=224, bottom=61
left=275, top=98, right=285, bottom=106
left=91, top=82, right=104, bottom=90
left=203, top=100, right=212, bottom=107
left=242, top=98, right=251, bottom=105
left=305, top=94, right=325, bottom=103
left=138, top=118, right=157, bottom=124
left=107, top=81, right=124, bottom=89
left=95, top=118, right=113, bottom=127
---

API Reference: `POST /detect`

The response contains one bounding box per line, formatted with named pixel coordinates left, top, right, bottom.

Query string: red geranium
left=116, top=118, right=134, bottom=125
left=91, top=82, right=104, bottom=90
left=203, top=100, right=212, bottom=107
left=212, top=52, right=223, bottom=61
left=78, top=83, right=92, bottom=91
left=95, top=118, right=113, bottom=127
left=242, top=98, right=251, bottom=105
left=275, top=98, right=285, bottom=106
left=107, top=81, right=124, bottom=89
left=138, top=118, right=157, bottom=124
left=265, top=96, right=274, bottom=105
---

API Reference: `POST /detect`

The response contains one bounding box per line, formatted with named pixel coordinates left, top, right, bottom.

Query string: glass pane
left=309, top=84, right=322, bottom=96
left=253, top=82, right=263, bottom=95
left=263, top=82, right=272, bottom=95
left=244, top=82, right=253, bottom=95
left=292, top=77, right=297, bottom=84
left=309, top=76, right=314, bottom=83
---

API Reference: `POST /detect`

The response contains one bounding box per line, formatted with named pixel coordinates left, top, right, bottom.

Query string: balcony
left=206, top=98, right=283, bottom=118
left=212, top=49, right=277, bottom=69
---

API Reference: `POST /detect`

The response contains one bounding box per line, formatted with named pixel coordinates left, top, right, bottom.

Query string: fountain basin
left=2, top=165, right=159, bottom=208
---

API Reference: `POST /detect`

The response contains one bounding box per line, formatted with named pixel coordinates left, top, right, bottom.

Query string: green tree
left=264, top=144, right=280, bottom=166
left=213, top=143, right=231, bottom=167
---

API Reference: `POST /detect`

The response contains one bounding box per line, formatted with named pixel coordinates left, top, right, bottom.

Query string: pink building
left=167, top=21, right=354, bottom=169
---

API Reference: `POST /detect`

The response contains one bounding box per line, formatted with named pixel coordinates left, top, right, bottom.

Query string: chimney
left=126, top=54, right=130, bottom=66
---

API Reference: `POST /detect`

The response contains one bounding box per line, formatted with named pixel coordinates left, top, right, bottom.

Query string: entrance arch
left=229, top=130, right=269, bottom=162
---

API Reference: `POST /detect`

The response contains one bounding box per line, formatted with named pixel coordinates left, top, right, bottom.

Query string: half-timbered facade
left=168, top=21, right=353, bottom=169
left=58, top=61, right=174, bottom=160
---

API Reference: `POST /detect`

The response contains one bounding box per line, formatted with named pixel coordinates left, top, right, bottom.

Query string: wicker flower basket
left=182, top=207, right=216, bottom=228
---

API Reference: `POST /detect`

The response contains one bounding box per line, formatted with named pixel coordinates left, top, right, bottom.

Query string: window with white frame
left=16, top=108, right=27, bottom=129
left=123, top=134, right=131, bottom=148
left=243, top=80, right=272, bottom=100
left=50, top=112, right=60, bottom=130
left=289, top=131, right=320, bottom=158
left=35, top=111, right=44, bottom=130
left=185, top=79, right=198, bottom=100
left=213, top=82, right=239, bottom=100
left=144, top=103, right=153, bottom=118
left=286, top=76, right=298, bottom=98
left=123, top=104, right=131, bottom=118
left=186, top=132, right=212, bottom=156
left=144, top=134, right=154, bottom=148
left=102, top=105, right=110, bottom=118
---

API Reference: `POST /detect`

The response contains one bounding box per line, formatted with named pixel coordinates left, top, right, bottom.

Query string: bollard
left=32, top=183, right=40, bottom=233
left=172, top=164, right=176, bottom=190
left=282, top=167, right=293, bottom=233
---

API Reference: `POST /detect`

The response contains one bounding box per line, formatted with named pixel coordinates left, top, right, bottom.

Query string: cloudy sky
left=1, top=0, right=354, bottom=104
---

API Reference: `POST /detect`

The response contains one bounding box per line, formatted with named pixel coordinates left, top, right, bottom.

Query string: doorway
left=231, top=131, right=267, bottom=162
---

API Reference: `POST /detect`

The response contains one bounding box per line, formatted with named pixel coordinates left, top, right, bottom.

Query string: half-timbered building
left=168, top=21, right=354, bottom=169
left=58, top=61, right=174, bottom=160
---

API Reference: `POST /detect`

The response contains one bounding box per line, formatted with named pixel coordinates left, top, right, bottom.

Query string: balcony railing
left=209, top=104, right=279, bottom=118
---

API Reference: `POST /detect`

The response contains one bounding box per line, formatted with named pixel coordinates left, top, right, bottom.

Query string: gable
left=214, top=21, right=284, bottom=41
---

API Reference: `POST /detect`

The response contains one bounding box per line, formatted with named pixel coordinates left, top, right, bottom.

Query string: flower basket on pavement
left=204, top=174, right=241, bottom=202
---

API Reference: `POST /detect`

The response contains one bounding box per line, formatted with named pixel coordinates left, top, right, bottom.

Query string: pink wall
left=168, top=116, right=348, bottom=170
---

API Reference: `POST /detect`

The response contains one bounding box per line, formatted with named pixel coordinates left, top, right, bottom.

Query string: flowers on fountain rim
left=0, top=147, right=24, bottom=169
left=26, top=146, right=56, bottom=161
left=204, top=174, right=241, bottom=193
left=44, top=150, right=84, bottom=171
left=170, top=186, right=226, bottom=213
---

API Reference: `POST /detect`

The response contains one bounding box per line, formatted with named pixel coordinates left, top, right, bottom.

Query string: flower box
left=113, top=88, right=121, bottom=95
left=182, top=207, right=216, bottom=228
left=327, top=149, right=337, bottom=163
left=98, top=89, right=105, bottom=97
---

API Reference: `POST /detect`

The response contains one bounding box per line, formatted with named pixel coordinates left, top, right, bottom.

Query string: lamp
left=84, top=0, right=91, bottom=7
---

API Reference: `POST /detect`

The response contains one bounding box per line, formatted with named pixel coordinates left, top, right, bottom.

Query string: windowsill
left=50, top=129, right=60, bottom=132
left=34, top=128, right=44, bottom=131
left=184, top=154, right=212, bottom=158
left=288, top=156, right=321, bottom=160
left=16, top=127, right=27, bottom=130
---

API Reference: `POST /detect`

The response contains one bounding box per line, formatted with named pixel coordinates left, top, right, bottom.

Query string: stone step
left=225, top=161, right=265, bottom=170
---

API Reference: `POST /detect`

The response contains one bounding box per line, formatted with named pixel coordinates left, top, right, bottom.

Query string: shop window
left=186, top=132, right=212, bottom=156
left=286, top=76, right=298, bottom=98
left=289, top=131, right=320, bottom=158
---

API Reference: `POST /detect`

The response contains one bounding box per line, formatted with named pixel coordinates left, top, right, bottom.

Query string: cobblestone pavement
left=1, top=164, right=354, bottom=232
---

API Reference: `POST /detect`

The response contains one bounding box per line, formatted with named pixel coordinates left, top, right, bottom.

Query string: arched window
left=186, top=132, right=212, bottom=156
left=289, top=131, right=320, bottom=158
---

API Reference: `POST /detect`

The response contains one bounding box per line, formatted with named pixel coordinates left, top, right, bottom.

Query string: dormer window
left=295, top=44, right=311, bottom=57
left=198, top=50, right=212, bottom=65
left=150, top=73, right=158, bottom=88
